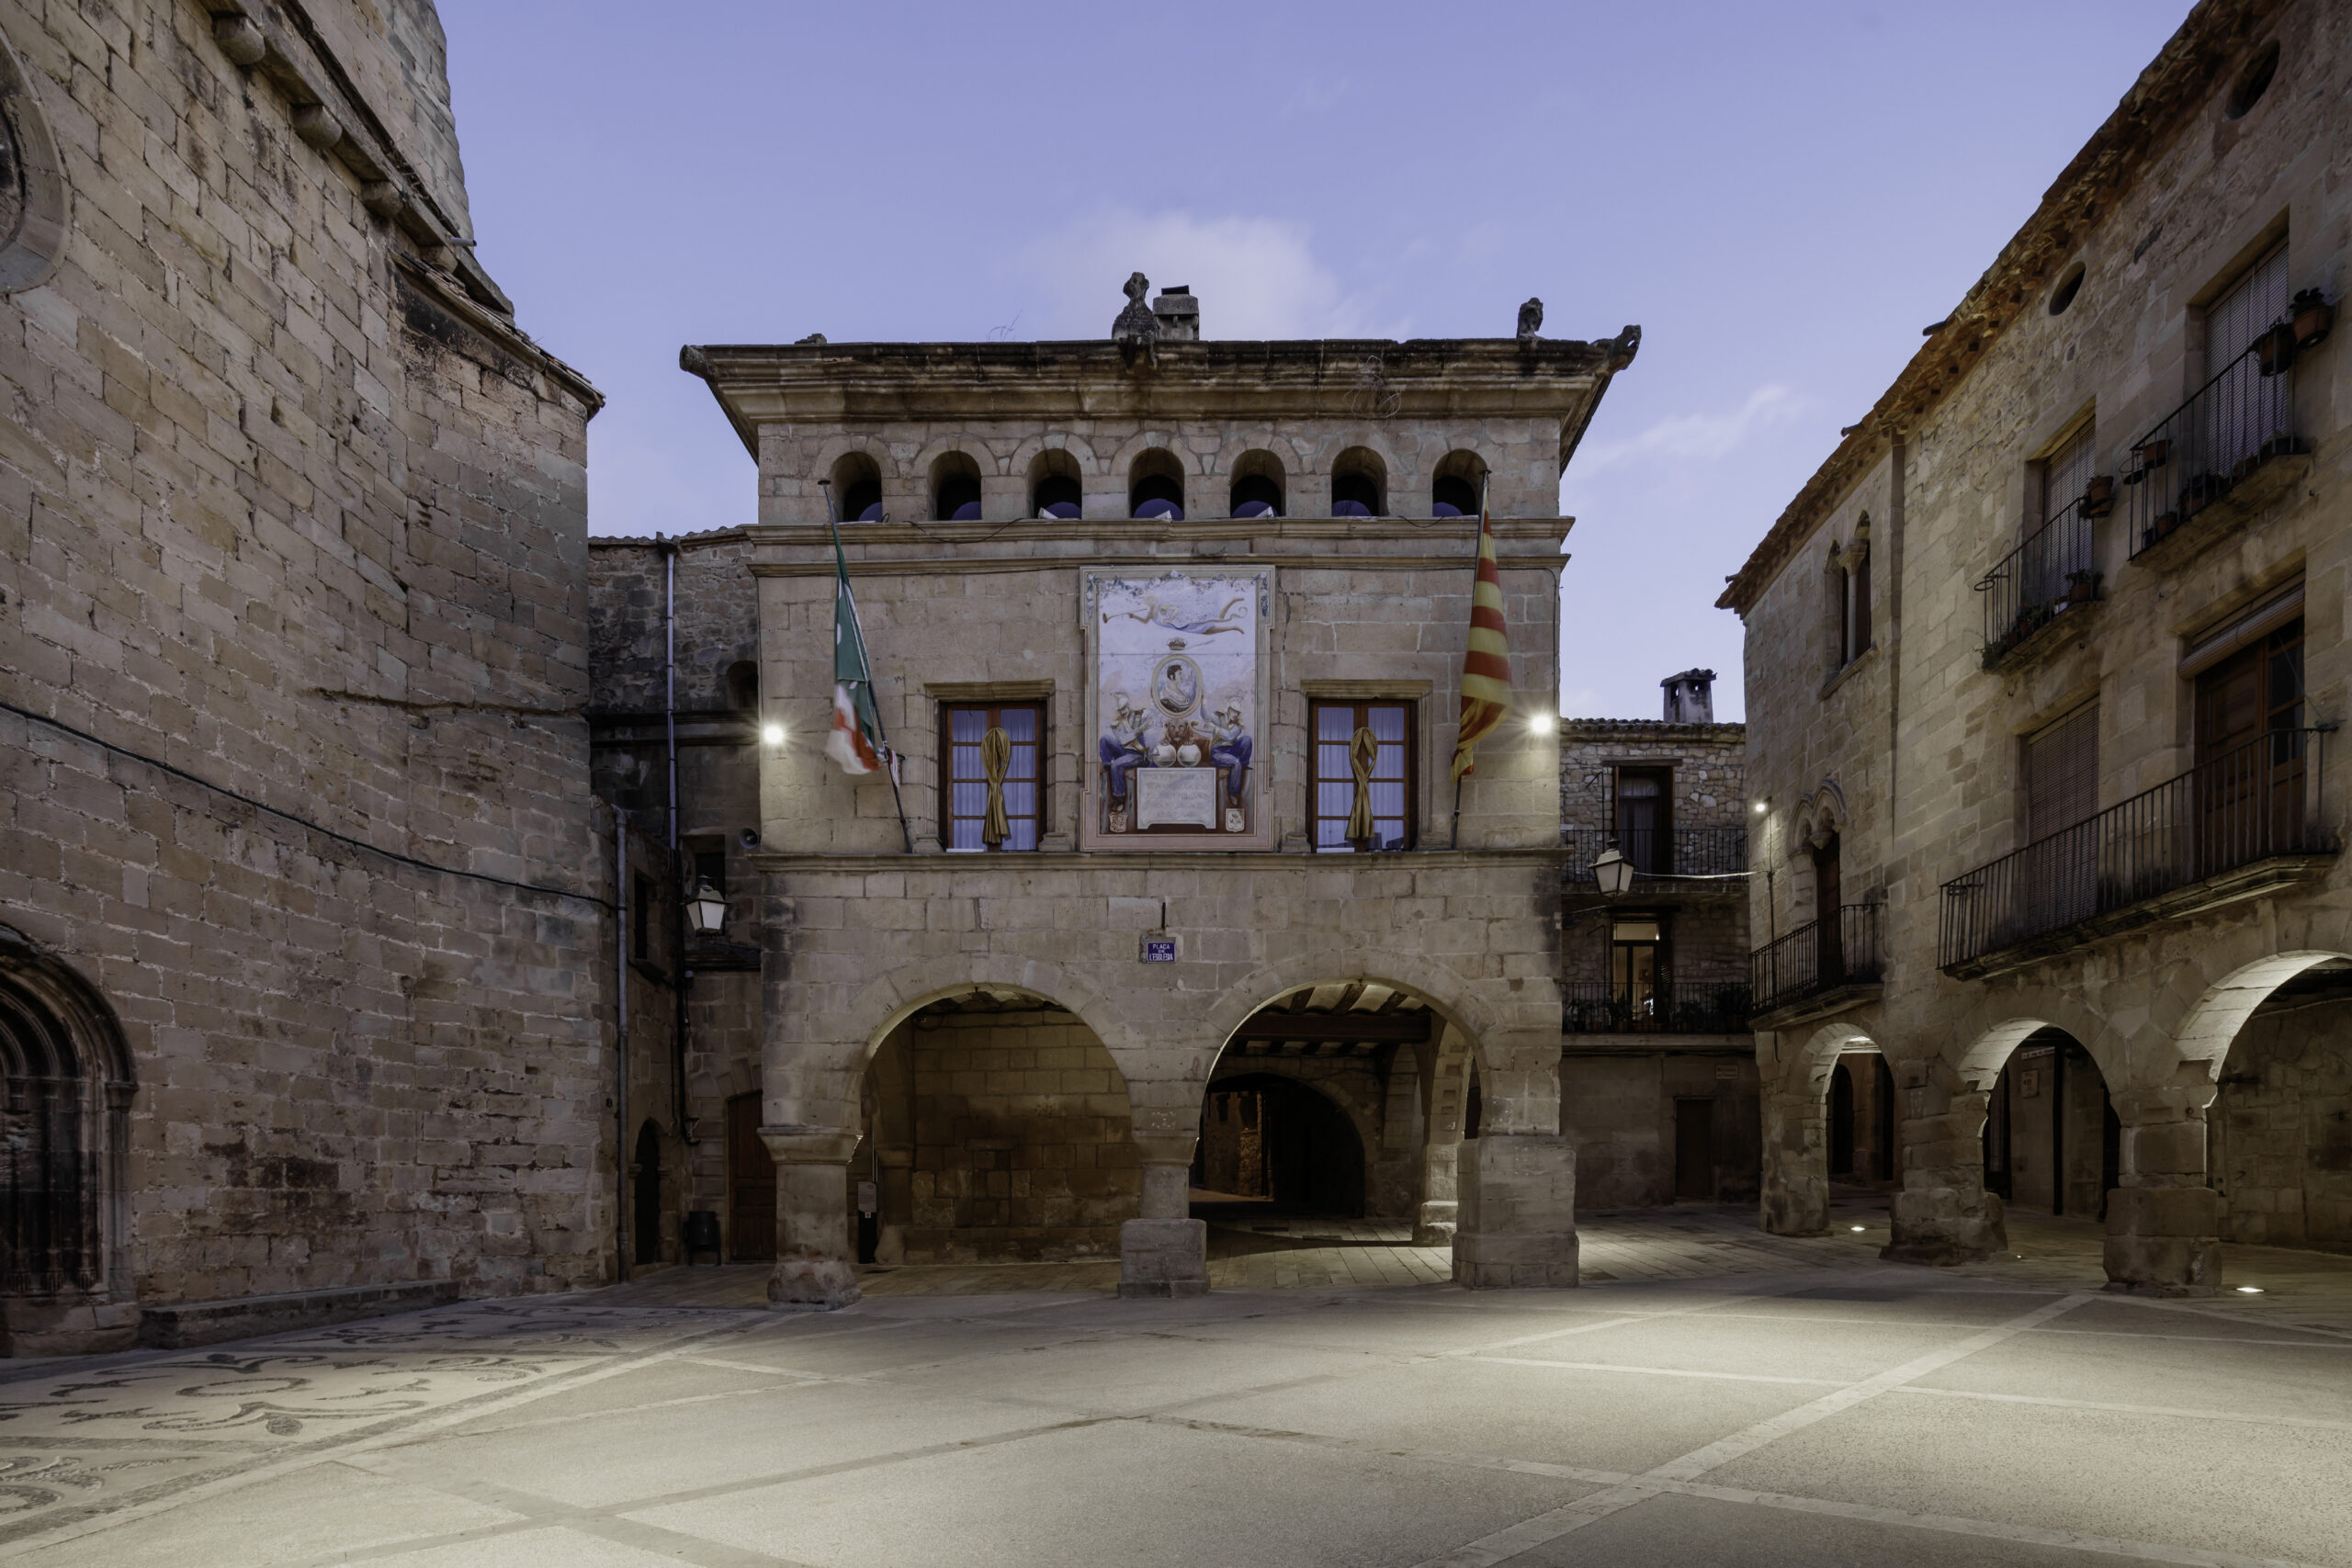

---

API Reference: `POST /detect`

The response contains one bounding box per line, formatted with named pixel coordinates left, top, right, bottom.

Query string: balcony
left=1750, top=903, right=1883, bottom=1023
left=1978, top=497, right=2100, bottom=671
left=1563, top=827, right=1747, bottom=886
left=1939, top=728, right=2335, bottom=979
left=1562, top=979, right=1752, bottom=1035
left=2126, top=338, right=2309, bottom=570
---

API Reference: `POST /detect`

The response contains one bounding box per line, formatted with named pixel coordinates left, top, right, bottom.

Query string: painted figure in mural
left=1209, top=704, right=1252, bottom=802
left=1153, top=657, right=1200, bottom=716
left=1109, top=595, right=1248, bottom=639
left=1099, top=693, right=1152, bottom=802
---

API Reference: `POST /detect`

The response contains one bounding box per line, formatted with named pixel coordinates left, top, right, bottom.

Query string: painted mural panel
left=1082, top=570, right=1273, bottom=849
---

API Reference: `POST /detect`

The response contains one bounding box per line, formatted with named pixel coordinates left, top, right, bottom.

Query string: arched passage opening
left=1193, top=1074, right=1365, bottom=1215
left=1979, top=1026, right=2119, bottom=1221
left=2204, top=955, right=2352, bottom=1255
left=1826, top=1049, right=1896, bottom=1190
left=860, top=984, right=1139, bottom=1264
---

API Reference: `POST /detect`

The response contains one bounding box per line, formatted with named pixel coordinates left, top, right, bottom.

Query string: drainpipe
left=615, top=807, right=630, bottom=1279
left=662, top=538, right=694, bottom=1145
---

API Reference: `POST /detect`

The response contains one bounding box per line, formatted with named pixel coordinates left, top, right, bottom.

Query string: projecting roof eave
left=677, top=332, right=1640, bottom=462
left=1715, top=0, right=2277, bottom=617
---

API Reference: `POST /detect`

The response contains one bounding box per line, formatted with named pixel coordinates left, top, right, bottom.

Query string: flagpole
left=1449, top=472, right=1491, bottom=851
left=821, top=479, right=916, bottom=854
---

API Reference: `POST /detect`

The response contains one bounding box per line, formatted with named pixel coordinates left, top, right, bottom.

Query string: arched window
left=1431, top=449, right=1487, bottom=517
left=930, top=452, right=983, bottom=522
left=831, top=452, right=883, bottom=523
left=1129, top=449, right=1186, bottom=520
left=1029, top=449, right=1083, bottom=519
left=724, top=660, right=758, bottom=712
left=1227, top=450, right=1286, bottom=518
left=1331, top=447, right=1385, bottom=517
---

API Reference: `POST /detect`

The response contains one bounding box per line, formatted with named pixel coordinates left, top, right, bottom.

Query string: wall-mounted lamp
left=1530, top=712, right=1556, bottom=737
left=1752, top=799, right=1769, bottom=814
left=684, top=877, right=729, bottom=934
left=761, top=722, right=786, bottom=747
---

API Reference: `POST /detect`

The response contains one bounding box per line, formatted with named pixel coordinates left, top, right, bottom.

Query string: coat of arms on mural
left=1083, top=570, right=1272, bottom=848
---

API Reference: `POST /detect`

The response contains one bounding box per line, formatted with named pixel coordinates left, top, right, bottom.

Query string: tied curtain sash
left=1347, top=725, right=1380, bottom=842
left=979, top=726, right=1012, bottom=847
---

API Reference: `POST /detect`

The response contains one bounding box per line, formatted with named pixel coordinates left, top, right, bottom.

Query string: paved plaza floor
left=3, top=1203, right=2348, bottom=1567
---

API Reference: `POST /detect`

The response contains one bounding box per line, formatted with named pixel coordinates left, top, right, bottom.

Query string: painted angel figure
left=1109, top=595, right=1247, bottom=639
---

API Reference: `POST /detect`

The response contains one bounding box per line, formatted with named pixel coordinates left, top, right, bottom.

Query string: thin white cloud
left=1013, top=209, right=1403, bottom=341
left=1577, top=384, right=1807, bottom=471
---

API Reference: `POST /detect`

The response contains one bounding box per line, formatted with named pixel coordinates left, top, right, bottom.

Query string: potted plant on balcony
left=2059, top=568, right=2098, bottom=609
left=2081, top=475, right=2115, bottom=517
left=2180, top=471, right=2230, bottom=517
left=2131, top=436, right=2171, bottom=471
left=2293, top=288, right=2335, bottom=349
left=2256, top=321, right=2299, bottom=377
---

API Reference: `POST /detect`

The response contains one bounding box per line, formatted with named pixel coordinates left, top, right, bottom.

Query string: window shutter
left=2025, top=705, right=2098, bottom=839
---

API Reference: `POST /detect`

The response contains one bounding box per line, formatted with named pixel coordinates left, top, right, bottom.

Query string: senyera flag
left=1450, top=499, right=1511, bottom=781
left=825, top=520, right=888, bottom=776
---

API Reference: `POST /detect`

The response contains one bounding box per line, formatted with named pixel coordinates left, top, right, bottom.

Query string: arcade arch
left=2199, top=953, right=2352, bottom=1255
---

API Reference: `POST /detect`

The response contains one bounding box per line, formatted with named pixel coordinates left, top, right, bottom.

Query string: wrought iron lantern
left=1592, top=846, right=1635, bottom=896
left=684, top=877, right=729, bottom=934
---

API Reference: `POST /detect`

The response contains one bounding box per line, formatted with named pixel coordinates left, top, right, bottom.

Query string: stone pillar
left=1414, top=1139, right=1459, bottom=1246
left=1119, top=1133, right=1206, bottom=1298
left=761, top=1125, right=862, bottom=1310
left=1453, top=1134, right=1579, bottom=1288
left=2105, top=1073, right=2221, bottom=1293
left=1758, top=1075, right=1830, bottom=1235
left=1883, top=1057, right=2006, bottom=1265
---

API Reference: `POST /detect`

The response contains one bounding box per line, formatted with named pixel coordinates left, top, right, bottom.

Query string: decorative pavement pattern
left=0, top=1204, right=2344, bottom=1566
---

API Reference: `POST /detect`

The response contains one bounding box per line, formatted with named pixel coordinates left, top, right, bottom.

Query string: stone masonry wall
left=2212, top=1003, right=2352, bottom=1252
left=0, top=0, right=607, bottom=1316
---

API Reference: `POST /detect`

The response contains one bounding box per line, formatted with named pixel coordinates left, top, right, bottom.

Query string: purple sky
left=442, top=2, right=2191, bottom=723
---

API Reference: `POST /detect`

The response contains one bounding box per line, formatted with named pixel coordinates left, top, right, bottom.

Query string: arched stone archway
left=1760, top=1018, right=1878, bottom=1236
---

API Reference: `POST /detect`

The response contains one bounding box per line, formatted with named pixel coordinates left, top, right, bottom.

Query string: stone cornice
left=1718, top=0, right=2280, bottom=616
left=683, top=336, right=1637, bottom=462
left=748, top=848, right=1568, bottom=874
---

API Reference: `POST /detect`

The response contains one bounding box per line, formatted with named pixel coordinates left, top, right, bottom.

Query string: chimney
left=1661, top=669, right=1716, bottom=724
left=1151, top=285, right=1199, bottom=341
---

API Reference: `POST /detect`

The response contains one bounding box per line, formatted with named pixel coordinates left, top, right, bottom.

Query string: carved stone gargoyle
left=1597, top=323, right=1642, bottom=371
left=1114, top=271, right=1160, bottom=367
left=1517, top=297, right=1544, bottom=344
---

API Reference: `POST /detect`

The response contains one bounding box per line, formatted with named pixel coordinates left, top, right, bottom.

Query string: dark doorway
left=1674, top=1098, right=1714, bottom=1201
left=1193, top=1075, right=1366, bottom=1215
left=1875, top=1054, right=1898, bottom=1183
left=725, top=1092, right=775, bottom=1261
left=1828, top=1062, right=1856, bottom=1177
left=632, top=1122, right=663, bottom=1266
left=1813, top=833, right=1844, bottom=981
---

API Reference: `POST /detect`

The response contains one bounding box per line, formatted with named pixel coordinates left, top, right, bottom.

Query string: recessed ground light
left=2237, top=1285, right=2265, bottom=1294
left=1850, top=1225, right=1866, bottom=1232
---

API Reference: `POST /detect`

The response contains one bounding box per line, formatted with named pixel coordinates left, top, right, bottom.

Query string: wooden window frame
left=938, top=701, right=1046, bottom=852
left=1309, top=698, right=1417, bottom=852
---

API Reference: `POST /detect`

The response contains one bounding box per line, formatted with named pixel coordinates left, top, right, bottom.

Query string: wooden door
left=1674, top=1099, right=1714, bottom=1201
left=2195, top=621, right=2304, bottom=868
left=726, top=1093, right=776, bottom=1262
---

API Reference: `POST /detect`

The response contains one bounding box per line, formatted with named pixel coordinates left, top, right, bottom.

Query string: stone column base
left=1453, top=1135, right=1580, bottom=1290
left=1883, top=1186, right=2006, bottom=1265
left=1118, top=1217, right=1207, bottom=1298
left=2104, top=1187, right=2221, bottom=1295
left=768, top=1258, right=861, bottom=1311
left=1412, top=1200, right=1458, bottom=1247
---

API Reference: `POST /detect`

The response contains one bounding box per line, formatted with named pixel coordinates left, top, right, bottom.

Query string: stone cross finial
left=1114, top=272, right=1161, bottom=366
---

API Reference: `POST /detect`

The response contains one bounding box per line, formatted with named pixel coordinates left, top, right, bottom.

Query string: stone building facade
left=0, top=0, right=619, bottom=1353
left=1723, top=0, right=2352, bottom=1287
left=1556, top=676, right=1761, bottom=1209
left=589, top=302, right=1644, bottom=1303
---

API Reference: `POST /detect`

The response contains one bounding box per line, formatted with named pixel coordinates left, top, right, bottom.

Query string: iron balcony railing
left=1978, top=496, right=2099, bottom=668
left=1939, top=727, right=2332, bottom=972
left=1562, top=979, right=1752, bottom=1034
left=1751, top=903, right=1883, bottom=1016
left=2126, top=336, right=2305, bottom=558
left=1563, top=826, right=1747, bottom=881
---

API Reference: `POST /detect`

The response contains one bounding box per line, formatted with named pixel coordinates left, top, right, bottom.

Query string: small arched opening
left=1331, top=447, right=1386, bottom=517
left=1029, top=449, right=1083, bottom=519
left=632, top=1121, right=664, bottom=1266
left=1227, top=449, right=1286, bottom=518
left=1431, top=450, right=1486, bottom=517
left=1129, top=449, right=1186, bottom=520
left=930, top=451, right=983, bottom=522
left=831, top=452, right=884, bottom=523
left=724, top=660, right=758, bottom=713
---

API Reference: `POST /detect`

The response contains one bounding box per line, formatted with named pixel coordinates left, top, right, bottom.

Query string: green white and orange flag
left=825, top=518, right=888, bottom=777
left=1450, top=497, right=1512, bottom=781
